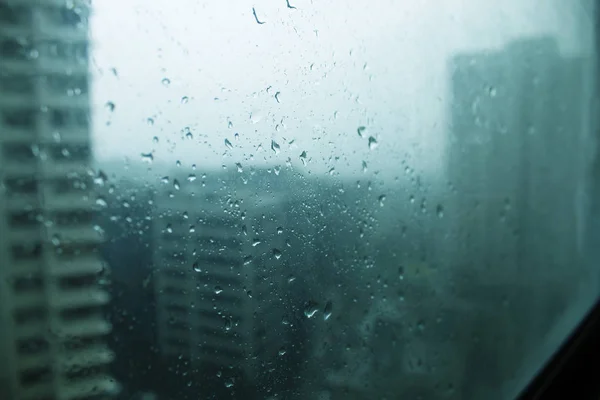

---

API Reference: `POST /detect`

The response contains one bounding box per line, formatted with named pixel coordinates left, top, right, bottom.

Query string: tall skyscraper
left=446, top=37, right=588, bottom=397
left=0, top=2, right=118, bottom=399
left=152, top=168, right=289, bottom=383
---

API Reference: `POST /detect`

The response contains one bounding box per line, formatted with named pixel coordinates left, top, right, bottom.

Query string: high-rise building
left=152, top=168, right=289, bottom=382
left=446, top=37, right=588, bottom=398
left=0, top=1, right=118, bottom=399
left=447, top=36, right=586, bottom=297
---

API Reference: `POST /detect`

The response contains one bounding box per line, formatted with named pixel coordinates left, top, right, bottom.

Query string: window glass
left=0, top=1, right=598, bottom=400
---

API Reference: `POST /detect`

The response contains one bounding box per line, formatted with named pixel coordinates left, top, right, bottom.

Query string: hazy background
left=89, top=0, right=593, bottom=178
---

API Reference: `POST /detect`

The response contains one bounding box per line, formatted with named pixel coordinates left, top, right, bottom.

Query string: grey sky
left=89, top=0, right=593, bottom=178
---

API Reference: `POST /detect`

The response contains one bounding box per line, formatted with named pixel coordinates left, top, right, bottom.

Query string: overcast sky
left=89, top=0, right=593, bottom=179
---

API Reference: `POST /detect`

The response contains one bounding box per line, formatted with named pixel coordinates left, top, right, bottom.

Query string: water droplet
left=241, top=225, right=247, bottom=236
left=105, top=101, right=115, bottom=112
left=185, top=129, right=193, bottom=140
left=250, top=110, right=263, bottom=124
left=398, top=266, right=404, bottom=280
left=181, top=96, right=189, bottom=104
left=189, top=225, right=195, bottom=233
left=224, top=380, right=234, bottom=388
left=187, top=174, right=197, bottom=182
left=176, top=160, right=181, bottom=167
left=183, top=211, right=189, bottom=219
left=288, top=275, right=296, bottom=283
left=488, top=85, right=497, bottom=97
left=328, top=167, right=335, bottom=176
left=110, top=67, right=118, bottom=76
left=93, top=170, right=108, bottom=186
left=228, top=120, right=233, bottom=129
left=304, top=301, right=319, bottom=318
left=252, top=7, right=265, bottom=24
left=436, top=204, right=444, bottom=218
left=224, top=139, right=233, bottom=150
left=275, top=91, right=281, bottom=103
left=243, top=255, right=253, bottom=265
left=166, top=224, right=173, bottom=234
left=323, top=301, right=333, bottom=321
left=224, top=318, right=232, bottom=331
left=278, top=348, right=286, bottom=356
left=152, top=136, right=159, bottom=144
left=246, top=290, right=253, bottom=298
left=141, top=153, right=154, bottom=163
left=357, top=126, right=366, bottom=138
left=299, top=151, right=307, bottom=165
left=161, top=77, right=171, bottom=86
left=193, top=262, right=201, bottom=272
left=173, top=179, right=180, bottom=190
left=409, top=195, right=415, bottom=204
left=214, top=286, right=223, bottom=295
left=378, top=194, right=386, bottom=207
left=148, top=118, right=155, bottom=126
left=362, top=161, right=368, bottom=173
left=236, top=163, right=243, bottom=173
left=51, top=234, right=61, bottom=246
left=271, top=140, right=281, bottom=155
left=272, top=248, right=282, bottom=259
left=96, top=197, right=108, bottom=207
left=252, top=238, right=262, bottom=247
left=274, top=165, right=281, bottom=175
left=160, top=176, right=169, bottom=184
left=368, top=136, right=378, bottom=150
left=277, top=227, right=283, bottom=234
left=234, top=132, right=239, bottom=140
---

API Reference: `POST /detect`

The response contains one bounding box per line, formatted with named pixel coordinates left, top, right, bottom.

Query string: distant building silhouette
left=447, top=37, right=588, bottom=399
left=151, top=168, right=293, bottom=389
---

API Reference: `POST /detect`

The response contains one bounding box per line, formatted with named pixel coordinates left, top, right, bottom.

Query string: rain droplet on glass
left=141, top=153, right=154, bottom=163
left=323, top=300, right=333, bottom=321
left=368, top=136, right=378, bottom=150
left=357, top=126, right=366, bottom=138
left=271, top=140, right=281, bottom=155
left=304, top=301, right=319, bottom=318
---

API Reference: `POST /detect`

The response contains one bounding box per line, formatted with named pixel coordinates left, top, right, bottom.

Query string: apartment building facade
left=0, top=1, right=117, bottom=399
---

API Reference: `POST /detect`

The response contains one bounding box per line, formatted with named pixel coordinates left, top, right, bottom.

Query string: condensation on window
left=0, top=1, right=598, bottom=400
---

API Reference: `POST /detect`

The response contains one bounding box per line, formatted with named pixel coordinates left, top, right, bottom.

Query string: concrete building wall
left=152, top=169, right=289, bottom=380
left=0, top=1, right=117, bottom=399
